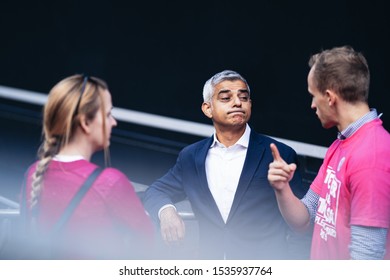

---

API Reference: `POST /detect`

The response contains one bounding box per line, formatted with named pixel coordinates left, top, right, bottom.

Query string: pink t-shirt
left=25, top=159, right=154, bottom=259
left=310, top=119, right=390, bottom=259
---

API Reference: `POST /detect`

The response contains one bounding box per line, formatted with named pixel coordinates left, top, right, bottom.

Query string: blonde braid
left=30, top=136, right=60, bottom=209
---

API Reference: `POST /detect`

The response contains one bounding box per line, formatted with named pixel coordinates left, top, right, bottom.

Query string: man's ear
left=201, top=102, right=212, bottom=118
left=79, top=115, right=91, bottom=134
left=326, top=89, right=337, bottom=106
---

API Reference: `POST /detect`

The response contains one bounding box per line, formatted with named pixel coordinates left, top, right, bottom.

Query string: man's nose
left=233, top=96, right=242, bottom=106
left=310, top=99, right=316, bottom=110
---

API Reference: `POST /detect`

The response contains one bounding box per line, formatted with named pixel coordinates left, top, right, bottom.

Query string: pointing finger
left=270, top=143, right=283, bottom=162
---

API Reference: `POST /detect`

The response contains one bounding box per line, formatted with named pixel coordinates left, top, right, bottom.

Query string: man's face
left=203, top=79, right=252, bottom=129
left=308, top=67, right=336, bottom=129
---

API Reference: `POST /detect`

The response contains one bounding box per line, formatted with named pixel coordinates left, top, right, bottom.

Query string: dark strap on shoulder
left=51, top=167, right=103, bottom=234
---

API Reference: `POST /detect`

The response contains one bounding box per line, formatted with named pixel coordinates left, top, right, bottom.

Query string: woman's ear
left=79, top=115, right=91, bottom=134
left=201, top=102, right=212, bottom=119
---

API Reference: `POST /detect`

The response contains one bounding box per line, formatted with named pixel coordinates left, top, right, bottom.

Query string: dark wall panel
left=1, top=0, right=389, bottom=147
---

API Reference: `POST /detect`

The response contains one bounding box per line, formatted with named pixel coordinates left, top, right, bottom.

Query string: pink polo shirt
left=310, top=119, right=390, bottom=259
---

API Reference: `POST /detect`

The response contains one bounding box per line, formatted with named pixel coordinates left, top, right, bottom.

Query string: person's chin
left=321, top=121, right=333, bottom=129
left=230, top=120, right=247, bottom=127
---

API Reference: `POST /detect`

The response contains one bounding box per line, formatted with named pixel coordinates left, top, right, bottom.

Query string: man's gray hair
left=202, top=70, right=250, bottom=102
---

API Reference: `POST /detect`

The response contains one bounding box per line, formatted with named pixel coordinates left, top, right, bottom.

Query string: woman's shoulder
left=100, top=167, right=127, bottom=178
left=97, top=167, right=132, bottom=186
left=93, top=167, right=137, bottom=200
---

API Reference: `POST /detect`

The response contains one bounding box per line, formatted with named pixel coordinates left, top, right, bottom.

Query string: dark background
left=0, top=0, right=388, bottom=259
left=0, top=0, right=389, bottom=148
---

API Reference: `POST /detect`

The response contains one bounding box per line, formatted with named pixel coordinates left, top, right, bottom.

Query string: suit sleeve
left=143, top=150, right=188, bottom=223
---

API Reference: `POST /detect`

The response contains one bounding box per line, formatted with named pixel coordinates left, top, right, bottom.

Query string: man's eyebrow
left=217, top=89, right=231, bottom=94
left=217, top=88, right=249, bottom=94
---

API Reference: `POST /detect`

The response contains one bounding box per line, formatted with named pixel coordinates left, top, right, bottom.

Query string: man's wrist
left=158, top=204, right=176, bottom=220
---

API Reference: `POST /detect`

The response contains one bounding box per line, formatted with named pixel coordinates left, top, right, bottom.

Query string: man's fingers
left=162, top=225, right=178, bottom=243
left=162, top=227, right=180, bottom=243
left=268, top=157, right=297, bottom=191
left=160, top=209, right=185, bottom=244
left=162, top=229, right=172, bottom=243
left=268, top=163, right=291, bottom=178
left=270, top=161, right=297, bottom=173
left=289, top=163, right=297, bottom=172
left=270, top=143, right=283, bottom=162
left=176, top=219, right=186, bottom=240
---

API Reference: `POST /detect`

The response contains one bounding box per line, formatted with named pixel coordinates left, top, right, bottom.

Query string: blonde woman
left=23, top=75, right=154, bottom=259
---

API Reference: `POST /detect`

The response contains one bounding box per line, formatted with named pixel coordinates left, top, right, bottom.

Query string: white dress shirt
left=205, top=124, right=250, bottom=223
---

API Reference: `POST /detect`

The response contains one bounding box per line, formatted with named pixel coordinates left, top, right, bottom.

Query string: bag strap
left=51, top=167, right=103, bottom=234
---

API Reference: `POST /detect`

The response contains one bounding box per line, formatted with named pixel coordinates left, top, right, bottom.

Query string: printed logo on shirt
left=315, top=166, right=341, bottom=241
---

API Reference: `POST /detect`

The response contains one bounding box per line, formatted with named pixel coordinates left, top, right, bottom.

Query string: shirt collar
left=338, top=108, right=380, bottom=140
left=211, top=124, right=251, bottom=148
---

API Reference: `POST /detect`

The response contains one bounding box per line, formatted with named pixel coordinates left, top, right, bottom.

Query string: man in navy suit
left=143, top=70, right=308, bottom=259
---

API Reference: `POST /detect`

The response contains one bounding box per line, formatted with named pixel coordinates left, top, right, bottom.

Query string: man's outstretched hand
left=267, top=143, right=297, bottom=191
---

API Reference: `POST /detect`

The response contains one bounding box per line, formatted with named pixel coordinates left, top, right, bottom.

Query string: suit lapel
left=226, top=131, right=265, bottom=223
left=195, top=137, right=226, bottom=224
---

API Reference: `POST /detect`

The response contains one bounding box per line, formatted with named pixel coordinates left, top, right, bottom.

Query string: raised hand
left=267, top=143, right=297, bottom=191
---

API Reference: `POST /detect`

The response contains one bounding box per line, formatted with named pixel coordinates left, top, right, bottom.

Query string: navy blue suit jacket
left=143, top=130, right=306, bottom=259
